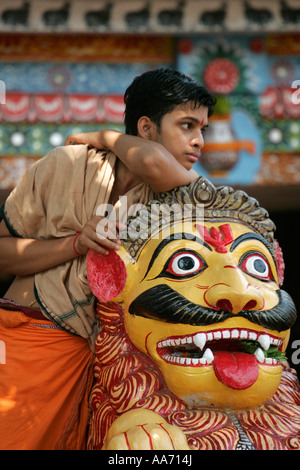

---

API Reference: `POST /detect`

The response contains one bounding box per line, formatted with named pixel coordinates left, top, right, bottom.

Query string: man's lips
left=186, top=153, right=201, bottom=162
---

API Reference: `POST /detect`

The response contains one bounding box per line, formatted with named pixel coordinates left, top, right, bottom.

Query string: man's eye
left=163, top=250, right=207, bottom=279
left=240, top=251, right=274, bottom=281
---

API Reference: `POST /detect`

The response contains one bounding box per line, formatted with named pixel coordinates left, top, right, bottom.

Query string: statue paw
left=103, top=409, right=190, bottom=450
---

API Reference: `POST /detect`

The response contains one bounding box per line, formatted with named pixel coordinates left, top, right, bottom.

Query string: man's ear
left=137, top=116, right=156, bottom=139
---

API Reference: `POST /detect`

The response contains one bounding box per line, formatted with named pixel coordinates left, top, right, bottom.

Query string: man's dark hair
left=124, top=67, right=216, bottom=136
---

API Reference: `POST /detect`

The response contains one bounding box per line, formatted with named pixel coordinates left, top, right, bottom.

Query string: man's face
left=121, top=220, right=295, bottom=410
left=149, top=102, right=209, bottom=171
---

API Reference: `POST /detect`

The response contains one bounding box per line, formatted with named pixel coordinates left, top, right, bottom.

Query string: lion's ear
left=86, top=249, right=127, bottom=302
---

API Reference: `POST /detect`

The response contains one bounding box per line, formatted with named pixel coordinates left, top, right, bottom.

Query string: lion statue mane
left=86, top=177, right=300, bottom=450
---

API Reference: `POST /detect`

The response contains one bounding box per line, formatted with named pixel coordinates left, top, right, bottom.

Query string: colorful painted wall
left=0, top=0, right=300, bottom=194
left=177, top=33, right=300, bottom=186
left=0, top=33, right=174, bottom=188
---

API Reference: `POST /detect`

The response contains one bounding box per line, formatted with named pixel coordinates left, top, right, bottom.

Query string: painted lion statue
left=86, top=176, right=300, bottom=450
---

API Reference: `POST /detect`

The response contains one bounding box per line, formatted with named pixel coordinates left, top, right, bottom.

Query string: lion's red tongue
left=213, top=351, right=259, bottom=389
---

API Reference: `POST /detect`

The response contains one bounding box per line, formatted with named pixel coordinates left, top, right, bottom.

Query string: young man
left=0, top=68, right=215, bottom=449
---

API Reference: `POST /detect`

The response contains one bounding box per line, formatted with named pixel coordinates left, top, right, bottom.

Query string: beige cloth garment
left=1, top=144, right=153, bottom=346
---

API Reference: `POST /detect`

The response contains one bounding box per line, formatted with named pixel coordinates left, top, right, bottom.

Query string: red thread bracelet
left=73, top=231, right=82, bottom=256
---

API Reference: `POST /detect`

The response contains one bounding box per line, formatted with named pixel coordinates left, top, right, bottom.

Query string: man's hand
left=64, top=130, right=118, bottom=150
left=75, top=216, right=125, bottom=256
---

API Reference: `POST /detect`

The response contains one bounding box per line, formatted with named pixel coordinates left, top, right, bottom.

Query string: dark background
left=270, top=208, right=300, bottom=379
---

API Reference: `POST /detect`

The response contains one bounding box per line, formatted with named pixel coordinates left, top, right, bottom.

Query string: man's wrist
left=73, top=231, right=82, bottom=256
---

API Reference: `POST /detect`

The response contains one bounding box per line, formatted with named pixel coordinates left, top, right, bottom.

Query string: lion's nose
left=206, top=287, right=263, bottom=314
left=215, top=298, right=259, bottom=313
left=204, top=268, right=264, bottom=314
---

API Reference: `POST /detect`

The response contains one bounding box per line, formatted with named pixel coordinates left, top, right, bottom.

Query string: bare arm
left=1, top=129, right=195, bottom=276
left=65, top=130, right=197, bottom=192
left=0, top=220, right=77, bottom=275
left=0, top=216, right=122, bottom=276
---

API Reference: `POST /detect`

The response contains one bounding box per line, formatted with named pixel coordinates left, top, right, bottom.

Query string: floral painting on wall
left=177, top=33, right=300, bottom=186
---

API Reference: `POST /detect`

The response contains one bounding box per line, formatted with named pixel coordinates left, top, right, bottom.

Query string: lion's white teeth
left=254, top=347, right=265, bottom=363
left=258, top=334, right=271, bottom=351
left=202, top=348, right=214, bottom=364
left=193, top=333, right=207, bottom=350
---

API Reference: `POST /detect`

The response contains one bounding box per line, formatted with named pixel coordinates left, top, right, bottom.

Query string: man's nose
left=191, top=130, right=205, bottom=149
left=204, top=267, right=264, bottom=314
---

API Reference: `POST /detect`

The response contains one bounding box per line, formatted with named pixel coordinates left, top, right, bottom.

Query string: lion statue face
left=87, top=177, right=297, bottom=411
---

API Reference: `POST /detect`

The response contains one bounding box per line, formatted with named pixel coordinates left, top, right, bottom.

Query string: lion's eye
left=164, top=251, right=207, bottom=278
left=240, top=251, right=274, bottom=281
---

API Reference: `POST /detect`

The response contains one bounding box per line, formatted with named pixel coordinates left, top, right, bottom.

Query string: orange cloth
left=0, top=307, right=94, bottom=450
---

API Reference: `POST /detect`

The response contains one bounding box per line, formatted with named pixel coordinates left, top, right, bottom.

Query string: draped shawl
left=0, top=144, right=153, bottom=346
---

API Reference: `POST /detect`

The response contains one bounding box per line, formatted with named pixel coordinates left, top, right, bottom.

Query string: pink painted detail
left=275, top=240, right=285, bottom=286
left=213, top=351, right=259, bottom=390
left=86, top=248, right=127, bottom=302
left=196, top=223, right=234, bottom=253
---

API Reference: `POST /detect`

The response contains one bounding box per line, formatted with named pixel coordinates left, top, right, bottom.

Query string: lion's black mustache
left=129, top=284, right=297, bottom=332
